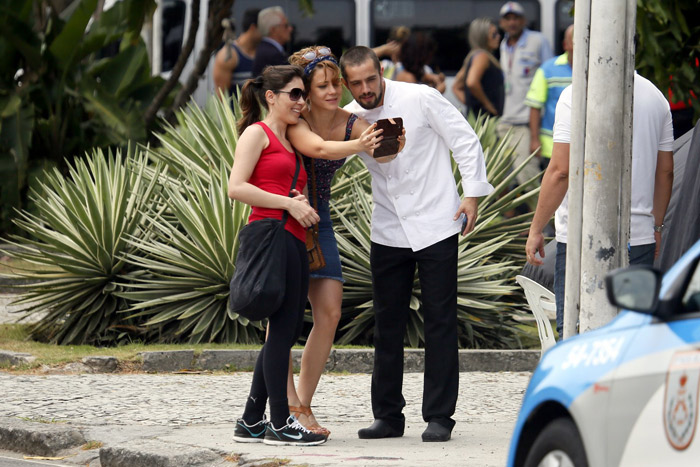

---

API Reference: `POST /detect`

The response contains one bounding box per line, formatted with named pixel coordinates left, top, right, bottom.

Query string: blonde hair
left=389, top=25, right=411, bottom=43
left=465, top=18, right=501, bottom=69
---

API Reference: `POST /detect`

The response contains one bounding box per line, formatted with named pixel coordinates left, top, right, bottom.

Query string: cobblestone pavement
left=0, top=371, right=532, bottom=466
left=0, top=372, right=530, bottom=427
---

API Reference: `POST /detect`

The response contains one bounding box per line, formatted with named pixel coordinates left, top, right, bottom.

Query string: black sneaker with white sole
left=233, top=416, right=268, bottom=443
left=263, top=415, right=328, bottom=446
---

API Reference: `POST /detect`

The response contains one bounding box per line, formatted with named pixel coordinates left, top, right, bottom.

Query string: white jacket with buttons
left=344, top=79, right=494, bottom=251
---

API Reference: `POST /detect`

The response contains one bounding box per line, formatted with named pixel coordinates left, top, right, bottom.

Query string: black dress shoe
left=358, top=419, right=404, bottom=439
left=422, top=421, right=452, bottom=442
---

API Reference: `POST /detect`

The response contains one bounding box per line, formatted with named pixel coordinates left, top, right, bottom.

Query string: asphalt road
left=0, top=453, right=71, bottom=466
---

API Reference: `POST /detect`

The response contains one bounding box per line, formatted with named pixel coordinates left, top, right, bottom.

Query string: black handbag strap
left=282, top=155, right=301, bottom=226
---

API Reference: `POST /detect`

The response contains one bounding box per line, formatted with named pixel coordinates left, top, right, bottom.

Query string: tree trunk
left=143, top=0, right=202, bottom=128
left=163, top=0, right=234, bottom=124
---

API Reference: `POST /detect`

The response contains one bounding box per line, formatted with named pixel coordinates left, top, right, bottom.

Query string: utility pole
left=563, top=0, right=591, bottom=339
left=577, top=0, right=636, bottom=333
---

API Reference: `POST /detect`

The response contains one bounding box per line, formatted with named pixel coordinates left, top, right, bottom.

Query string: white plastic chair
left=515, top=275, right=557, bottom=356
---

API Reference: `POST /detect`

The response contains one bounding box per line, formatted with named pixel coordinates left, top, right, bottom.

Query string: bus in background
left=149, top=0, right=575, bottom=108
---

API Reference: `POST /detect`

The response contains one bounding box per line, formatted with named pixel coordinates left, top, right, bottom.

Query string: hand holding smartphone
left=373, top=117, right=403, bottom=158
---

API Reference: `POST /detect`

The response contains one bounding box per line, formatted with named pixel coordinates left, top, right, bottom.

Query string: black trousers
left=244, top=231, right=308, bottom=427
left=370, top=234, right=459, bottom=430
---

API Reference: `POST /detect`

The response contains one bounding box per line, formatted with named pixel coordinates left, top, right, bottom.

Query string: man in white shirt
left=525, top=73, right=674, bottom=338
left=340, top=46, right=494, bottom=442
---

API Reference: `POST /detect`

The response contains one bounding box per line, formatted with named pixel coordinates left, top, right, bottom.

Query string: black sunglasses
left=274, top=88, right=308, bottom=101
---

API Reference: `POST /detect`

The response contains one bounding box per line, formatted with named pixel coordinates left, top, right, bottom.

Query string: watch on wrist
left=654, top=224, right=665, bottom=233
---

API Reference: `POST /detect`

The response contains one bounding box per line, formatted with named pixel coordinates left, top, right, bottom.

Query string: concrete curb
left=0, top=350, right=36, bottom=366
left=99, top=439, right=224, bottom=467
left=2, top=348, right=541, bottom=374
left=139, top=348, right=541, bottom=373
left=0, top=416, right=85, bottom=456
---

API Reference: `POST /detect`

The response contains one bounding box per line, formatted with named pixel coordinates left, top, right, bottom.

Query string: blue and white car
left=508, top=239, right=700, bottom=467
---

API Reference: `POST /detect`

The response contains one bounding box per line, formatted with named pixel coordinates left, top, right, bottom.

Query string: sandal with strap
left=289, top=405, right=331, bottom=436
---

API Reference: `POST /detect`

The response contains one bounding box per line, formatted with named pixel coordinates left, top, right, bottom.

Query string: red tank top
left=247, top=122, right=308, bottom=242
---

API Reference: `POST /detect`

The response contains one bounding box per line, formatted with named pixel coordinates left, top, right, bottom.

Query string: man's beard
left=357, top=85, right=383, bottom=110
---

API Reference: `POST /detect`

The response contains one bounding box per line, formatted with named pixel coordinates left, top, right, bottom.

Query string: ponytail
left=236, top=75, right=265, bottom=135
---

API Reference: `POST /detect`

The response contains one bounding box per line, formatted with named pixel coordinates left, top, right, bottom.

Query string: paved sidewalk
left=0, top=371, right=531, bottom=466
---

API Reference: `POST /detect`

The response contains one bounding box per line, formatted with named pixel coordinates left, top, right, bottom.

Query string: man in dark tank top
left=213, top=8, right=261, bottom=98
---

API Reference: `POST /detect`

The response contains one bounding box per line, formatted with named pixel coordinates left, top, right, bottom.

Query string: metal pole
left=563, top=0, right=591, bottom=339
left=578, top=0, right=633, bottom=332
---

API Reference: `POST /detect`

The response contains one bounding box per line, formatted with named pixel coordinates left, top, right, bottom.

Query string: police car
left=508, top=239, right=700, bottom=467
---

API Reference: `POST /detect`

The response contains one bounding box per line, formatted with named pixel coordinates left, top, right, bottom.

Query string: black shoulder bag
left=228, top=157, right=301, bottom=321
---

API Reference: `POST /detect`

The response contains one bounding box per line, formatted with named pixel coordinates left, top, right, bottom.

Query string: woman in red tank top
left=228, top=65, right=327, bottom=446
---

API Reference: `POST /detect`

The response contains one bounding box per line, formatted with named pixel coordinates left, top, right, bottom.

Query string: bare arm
left=529, top=107, right=542, bottom=156
left=525, top=142, right=571, bottom=265
left=395, top=70, right=418, bottom=83
left=652, top=150, right=674, bottom=256
left=451, top=63, right=467, bottom=105
left=213, top=46, right=238, bottom=99
left=228, top=125, right=319, bottom=227
left=372, top=40, right=400, bottom=59
left=287, top=118, right=381, bottom=160
left=423, top=71, right=446, bottom=93
left=466, top=53, right=498, bottom=116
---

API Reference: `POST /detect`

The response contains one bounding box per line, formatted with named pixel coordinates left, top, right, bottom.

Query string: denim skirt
left=309, top=200, right=344, bottom=283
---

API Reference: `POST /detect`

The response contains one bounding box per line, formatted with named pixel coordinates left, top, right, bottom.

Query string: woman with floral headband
left=286, top=46, right=403, bottom=436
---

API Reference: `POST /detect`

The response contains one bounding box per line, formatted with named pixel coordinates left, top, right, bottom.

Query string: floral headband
left=303, top=47, right=339, bottom=76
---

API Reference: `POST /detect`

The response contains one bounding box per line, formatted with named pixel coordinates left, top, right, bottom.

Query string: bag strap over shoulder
left=282, top=155, right=301, bottom=226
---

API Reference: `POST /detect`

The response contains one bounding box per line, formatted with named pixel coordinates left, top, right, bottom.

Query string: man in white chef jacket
left=340, top=46, right=494, bottom=442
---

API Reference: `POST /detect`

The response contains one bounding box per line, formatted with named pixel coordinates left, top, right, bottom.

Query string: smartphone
left=461, top=214, right=468, bottom=236
left=373, top=117, right=403, bottom=158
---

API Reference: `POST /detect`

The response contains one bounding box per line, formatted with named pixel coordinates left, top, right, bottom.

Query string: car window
left=682, top=262, right=700, bottom=312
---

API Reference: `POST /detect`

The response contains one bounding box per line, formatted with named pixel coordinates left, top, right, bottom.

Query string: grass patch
left=17, top=416, right=66, bottom=424
left=516, top=323, right=543, bottom=349
left=0, top=323, right=29, bottom=340
left=81, top=440, right=103, bottom=450
left=0, top=318, right=543, bottom=374
left=0, top=323, right=377, bottom=372
left=0, top=323, right=262, bottom=369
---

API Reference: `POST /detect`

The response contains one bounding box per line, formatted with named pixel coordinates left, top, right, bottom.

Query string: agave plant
left=148, top=95, right=242, bottom=181
left=0, top=147, right=159, bottom=344
left=332, top=115, right=534, bottom=348
left=107, top=95, right=263, bottom=343
left=462, top=116, right=541, bottom=260
left=118, top=165, right=264, bottom=343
